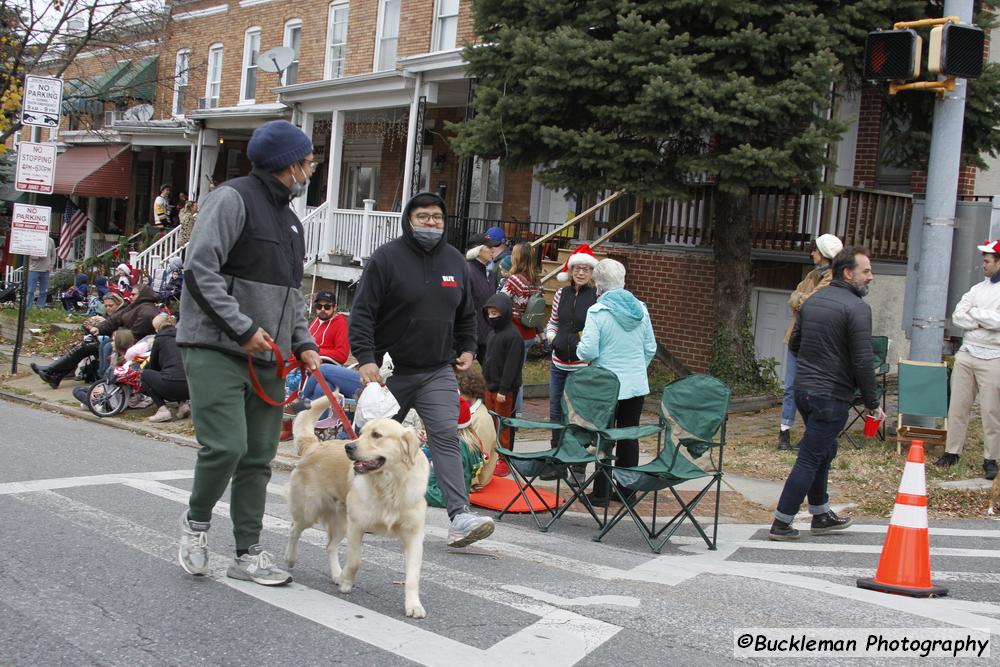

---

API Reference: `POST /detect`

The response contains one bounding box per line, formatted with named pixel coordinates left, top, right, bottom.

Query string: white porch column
left=188, top=141, right=198, bottom=196
left=400, top=72, right=423, bottom=209
left=84, top=197, right=97, bottom=258
left=355, top=198, right=375, bottom=264
left=293, top=111, right=315, bottom=217
left=323, top=109, right=345, bottom=257
left=199, top=129, right=219, bottom=198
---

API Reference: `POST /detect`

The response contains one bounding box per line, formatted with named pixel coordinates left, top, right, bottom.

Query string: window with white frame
left=325, top=1, right=349, bottom=79
left=375, top=0, right=400, bottom=72
left=173, top=49, right=190, bottom=116
left=433, top=0, right=459, bottom=52
left=283, top=19, right=302, bottom=85
left=469, top=157, right=503, bottom=220
left=205, top=44, right=223, bottom=107
left=241, top=27, right=261, bottom=103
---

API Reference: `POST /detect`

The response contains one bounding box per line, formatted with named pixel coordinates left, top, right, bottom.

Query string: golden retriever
left=285, top=396, right=430, bottom=618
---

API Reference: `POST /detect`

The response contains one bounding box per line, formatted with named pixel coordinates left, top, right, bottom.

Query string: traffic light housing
left=865, top=29, right=922, bottom=81
left=928, top=23, right=984, bottom=78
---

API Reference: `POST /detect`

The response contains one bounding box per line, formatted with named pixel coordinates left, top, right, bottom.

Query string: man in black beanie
left=176, top=119, right=321, bottom=584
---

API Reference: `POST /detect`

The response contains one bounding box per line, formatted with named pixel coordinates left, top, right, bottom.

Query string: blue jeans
left=780, top=349, right=798, bottom=427
left=97, top=338, right=113, bottom=377
left=774, top=391, right=849, bottom=523
left=26, top=271, right=49, bottom=309
left=303, top=363, right=362, bottom=401
left=548, top=364, right=571, bottom=445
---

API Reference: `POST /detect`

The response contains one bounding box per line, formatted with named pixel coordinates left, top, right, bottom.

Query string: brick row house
left=6, top=1, right=1000, bottom=374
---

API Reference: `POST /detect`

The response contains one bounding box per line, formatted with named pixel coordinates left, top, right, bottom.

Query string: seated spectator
left=94, top=273, right=109, bottom=299
left=30, top=287, right=160, bottom=388
left=309, top=290, right=349, bottom=365
left=113, top=263, right=133, bottom=298
left=457, top=368, right=501, bottom=488
left=142, top=313, right=190, bottom=423
left=61, top=273, right=89, bottom=311
left=85, top=287, right=103, bottom=316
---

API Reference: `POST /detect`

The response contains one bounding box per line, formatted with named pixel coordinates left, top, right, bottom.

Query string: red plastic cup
left=864, top=414, right=882, bottom=437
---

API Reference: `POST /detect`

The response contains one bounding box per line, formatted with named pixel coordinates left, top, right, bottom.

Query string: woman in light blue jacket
left=576, top=258, right=657, bottom=506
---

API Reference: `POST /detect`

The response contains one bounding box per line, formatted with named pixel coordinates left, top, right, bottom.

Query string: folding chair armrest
left=495, top=415, right=564, bottom=430
left=598, top=424, right=663, bottom=441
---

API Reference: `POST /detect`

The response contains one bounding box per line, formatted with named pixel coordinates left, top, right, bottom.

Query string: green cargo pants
left=183, top=347, right=284, bottom=552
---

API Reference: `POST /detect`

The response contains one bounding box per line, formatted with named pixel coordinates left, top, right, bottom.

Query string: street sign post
left=10, top=203, right=52, bottom=257
left=20, top=75, right=63, bottom=129
left=14, top=141, right=57, bottom=194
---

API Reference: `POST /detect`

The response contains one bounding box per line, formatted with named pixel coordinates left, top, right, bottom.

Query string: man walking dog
left=349, top=191, right=495, bottom=548
left=176, top=120, right=321, bottom=584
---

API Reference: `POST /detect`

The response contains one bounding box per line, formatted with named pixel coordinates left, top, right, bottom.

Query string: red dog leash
left=247, top=340, right=357, bottom=440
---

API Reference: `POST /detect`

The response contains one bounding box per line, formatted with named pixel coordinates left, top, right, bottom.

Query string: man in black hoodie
left=771, top=247, right=883, bottom=541
left=349, top=191, right=495, bottom=548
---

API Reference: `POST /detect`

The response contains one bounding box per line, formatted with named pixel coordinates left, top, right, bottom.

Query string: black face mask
left=487, top=316, right=502, bottom=329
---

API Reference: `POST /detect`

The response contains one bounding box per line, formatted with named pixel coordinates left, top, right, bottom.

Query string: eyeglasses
left=315, top=303, right=334, bottom=310
left=571, top=266, right=593, bottom=273
left=413, top=212, right=445, bottom=224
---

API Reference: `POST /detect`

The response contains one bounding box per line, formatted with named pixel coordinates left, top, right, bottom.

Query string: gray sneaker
left=447, top=509, right=495, bottom=548
left=226, top=545, right=292, bottom=586
left=178, top=511, right=209, bottom=576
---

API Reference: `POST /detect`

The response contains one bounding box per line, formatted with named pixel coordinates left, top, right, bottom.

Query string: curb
left=0, top=388, right=299, bottom=472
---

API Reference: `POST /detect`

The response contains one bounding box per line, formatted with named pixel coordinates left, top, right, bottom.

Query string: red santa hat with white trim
left=557, top=244, right=599, bottom=282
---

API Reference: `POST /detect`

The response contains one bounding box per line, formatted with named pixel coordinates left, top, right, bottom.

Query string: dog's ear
left=400, top=428, right=421, bottom=465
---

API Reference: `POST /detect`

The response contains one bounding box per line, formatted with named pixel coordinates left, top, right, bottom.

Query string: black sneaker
left=934, top=452, right=959, bottom=467
left=768, top=519, right=799, bottom=541
left=810, top=510, right=853, bottom=535
left=984, top=459, right=998, bottom=481
left=778, top=429, right=791, bottom=450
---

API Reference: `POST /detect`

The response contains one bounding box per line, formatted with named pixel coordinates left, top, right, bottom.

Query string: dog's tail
left=292, top=395, right=331, bottom=457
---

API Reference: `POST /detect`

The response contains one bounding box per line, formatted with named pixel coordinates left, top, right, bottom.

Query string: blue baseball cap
left=483, top=227, right=506, bottom=247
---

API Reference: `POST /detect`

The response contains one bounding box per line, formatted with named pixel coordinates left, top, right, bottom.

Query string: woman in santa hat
left=543, top=245, right=599, bottom=448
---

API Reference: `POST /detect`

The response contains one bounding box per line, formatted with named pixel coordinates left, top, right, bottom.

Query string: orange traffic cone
left=857, top=440, right=948, bottom=597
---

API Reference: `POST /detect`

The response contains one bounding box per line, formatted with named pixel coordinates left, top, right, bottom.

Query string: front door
left=752, top=288, right=792, bottom=385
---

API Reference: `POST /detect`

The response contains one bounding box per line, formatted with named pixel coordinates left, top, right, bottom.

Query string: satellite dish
left=258, top=47, right=295, bottom=74
left=123, top=103, right=154, bottom=122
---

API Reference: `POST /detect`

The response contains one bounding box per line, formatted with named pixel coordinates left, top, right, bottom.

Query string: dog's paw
left=405, top=602, right=426, bottom=619
left=989, top=505, right=996, bottom=516
left=339, top=580, right=354, bottom=594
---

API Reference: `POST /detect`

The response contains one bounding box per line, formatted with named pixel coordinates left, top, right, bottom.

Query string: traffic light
left=928, top=23, right=984, bottom=78
left=864, top=29, right=922, bottom=80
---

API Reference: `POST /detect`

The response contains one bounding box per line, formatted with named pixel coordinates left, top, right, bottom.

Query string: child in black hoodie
left=482, top=293, right=525, bottom=450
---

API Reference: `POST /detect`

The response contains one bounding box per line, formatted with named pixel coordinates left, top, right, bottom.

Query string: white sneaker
left=128, top=393, right=153, bottom=409
left=178, top=510, right=209, bottom=575
left=148, top=405, right=173, bottom=423
left=447, top=509, right=495, bottom=548
left=226, top=545, right=292, bottom=586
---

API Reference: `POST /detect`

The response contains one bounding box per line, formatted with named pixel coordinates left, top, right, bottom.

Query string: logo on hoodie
left=440, top=275, right=457, bottom=288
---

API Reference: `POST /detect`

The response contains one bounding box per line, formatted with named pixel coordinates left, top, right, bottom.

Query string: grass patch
left=25, top=328, right=81, bottom=357
left=0, top=305, right=87, bottom=327
left=724, top=413, right=992, bottom=519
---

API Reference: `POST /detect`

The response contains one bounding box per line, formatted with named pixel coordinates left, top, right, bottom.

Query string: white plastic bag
left=353, top=382, right=401, bottom=431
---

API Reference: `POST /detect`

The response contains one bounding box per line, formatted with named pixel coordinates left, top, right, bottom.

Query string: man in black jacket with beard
left=770, top=247, right=884, bottom=541
left=349, top=191, right=495, bottom=548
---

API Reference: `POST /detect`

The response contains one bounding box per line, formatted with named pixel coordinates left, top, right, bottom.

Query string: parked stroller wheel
left=88, top=381, right=131, bottom=417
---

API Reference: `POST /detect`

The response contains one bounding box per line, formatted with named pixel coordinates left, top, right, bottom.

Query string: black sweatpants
left=141, top=369, right=190, bottom=406
left=592, top=395, right=645, bottom=499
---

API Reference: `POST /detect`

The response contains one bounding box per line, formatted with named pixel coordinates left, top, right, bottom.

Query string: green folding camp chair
left=839, top=335, right=890, bottom=448
left=591, top=374, right=731, bottom=553
left=492, top=366, right=624, bottom=531
left=895, top=359, right=948, bottom=454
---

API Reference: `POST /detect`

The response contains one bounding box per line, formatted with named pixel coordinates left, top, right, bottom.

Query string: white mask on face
left=289, top=162, right=309, bottom=198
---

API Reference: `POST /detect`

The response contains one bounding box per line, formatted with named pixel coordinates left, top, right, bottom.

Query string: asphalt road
left=2, top=400, right=998, bottom=665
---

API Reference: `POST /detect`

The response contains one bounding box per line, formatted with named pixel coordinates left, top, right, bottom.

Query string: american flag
left=58, top=199, right=89, bottom=260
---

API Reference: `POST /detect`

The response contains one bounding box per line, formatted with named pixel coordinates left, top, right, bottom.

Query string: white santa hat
left=557, top=244, right=599, bottom=282
left=815, top=234, right=843, bottom=260
left=466, top=245, right=484, bottom=261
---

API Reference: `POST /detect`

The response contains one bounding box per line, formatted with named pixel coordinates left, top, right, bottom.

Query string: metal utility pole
left=909, top=0, right=974, bottom=362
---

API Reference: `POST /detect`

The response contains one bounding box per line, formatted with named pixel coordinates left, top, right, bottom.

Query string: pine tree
left=451, top=0, right=1000, bottom=391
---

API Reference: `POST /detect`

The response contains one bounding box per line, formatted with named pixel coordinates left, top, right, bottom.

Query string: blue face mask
left=412, top=228, right=443, bottom=250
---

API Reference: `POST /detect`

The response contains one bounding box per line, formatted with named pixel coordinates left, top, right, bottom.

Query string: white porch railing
left=301, top=203, right=329, bottom=270
left=130, top=226, right=185, bottom=279
left=318, top=199, right=402, bottom=266
left=5, top=265, right=24, bottom=284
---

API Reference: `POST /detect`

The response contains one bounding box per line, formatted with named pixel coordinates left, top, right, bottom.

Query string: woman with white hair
left=576, top=258, right=657, bottom=506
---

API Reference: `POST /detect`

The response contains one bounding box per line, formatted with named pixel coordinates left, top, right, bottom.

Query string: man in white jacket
left=935, top=240, right=1000, bottom=480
